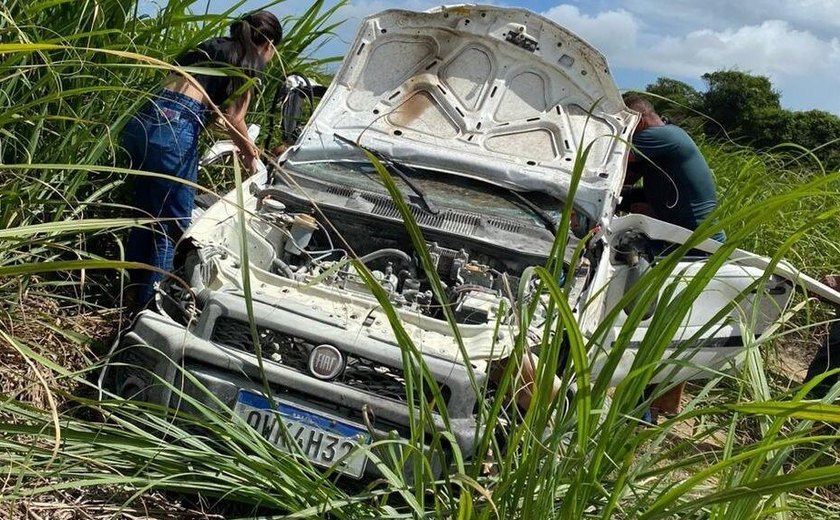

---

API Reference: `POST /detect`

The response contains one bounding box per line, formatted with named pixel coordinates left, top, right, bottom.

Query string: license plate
left=234, top=390, right=371, bottom=478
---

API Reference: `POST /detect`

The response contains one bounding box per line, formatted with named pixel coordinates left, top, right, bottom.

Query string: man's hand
left=624, top=164, right=642, bottom=186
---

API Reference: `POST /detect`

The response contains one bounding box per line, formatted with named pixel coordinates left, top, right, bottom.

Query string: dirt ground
left=0, top=492, right=224, bottom=520
left=0, top=291, right=227, bottom=520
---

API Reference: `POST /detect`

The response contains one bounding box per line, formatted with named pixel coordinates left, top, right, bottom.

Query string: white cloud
left=541, top=4, right=639, bottom=57
left=623, top=0, right=840, bottom=40
left=196, top=1, right=840, bottom=114
left=542, top=4, right=840, bottom=114
left=643, top=20, right=840, bottom=78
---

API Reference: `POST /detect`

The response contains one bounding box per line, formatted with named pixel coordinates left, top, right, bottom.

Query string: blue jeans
left=121, top=90, right=208, bottom=305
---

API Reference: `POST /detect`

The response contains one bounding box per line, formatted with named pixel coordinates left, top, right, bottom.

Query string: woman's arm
left=224, top=90, right=260, bottom=171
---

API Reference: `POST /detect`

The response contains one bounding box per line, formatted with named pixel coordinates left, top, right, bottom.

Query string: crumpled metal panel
left=286, top=4, right=639, bottom=222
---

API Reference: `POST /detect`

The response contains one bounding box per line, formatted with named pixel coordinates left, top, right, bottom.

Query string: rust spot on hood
left=392, top=89, right=428, bottom=124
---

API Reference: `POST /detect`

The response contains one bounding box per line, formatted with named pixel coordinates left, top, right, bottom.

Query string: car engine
left=242, top=193, right=535, bottom=326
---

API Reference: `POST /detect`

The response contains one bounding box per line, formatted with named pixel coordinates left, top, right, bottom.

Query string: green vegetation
left=642, top=71, right=840, bottom=171
left=1, top=1, right=840, bottom=519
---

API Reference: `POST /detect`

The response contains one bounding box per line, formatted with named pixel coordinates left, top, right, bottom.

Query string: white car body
left=102, top=4, right=840, bottom=478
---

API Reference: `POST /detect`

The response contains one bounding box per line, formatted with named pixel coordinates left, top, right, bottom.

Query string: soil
left=0, top=289, right=225, bottom=520
left=1, top=491, right=224, bottom=520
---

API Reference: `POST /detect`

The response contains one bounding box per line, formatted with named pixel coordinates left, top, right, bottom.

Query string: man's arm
left=625, top=160, right=642, bottom=185
left=621, top=146, right=644, bottom=185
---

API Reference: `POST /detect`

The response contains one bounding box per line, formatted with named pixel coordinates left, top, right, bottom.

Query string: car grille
left=211, top=316, right=309, bottom=371
left=340, top=355, right=409, bottom=402
left=210, top=317, right=448, bottom=406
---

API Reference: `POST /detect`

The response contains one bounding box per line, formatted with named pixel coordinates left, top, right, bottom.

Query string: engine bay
left=246, top=193, right=544, bottom=324
left=234, top=190, right=561, bottom=326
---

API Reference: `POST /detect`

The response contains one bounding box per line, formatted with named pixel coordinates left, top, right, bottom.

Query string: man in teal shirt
left=623, top=95, right=725, bottom=422
left=622, top=95, right=725, bottom=242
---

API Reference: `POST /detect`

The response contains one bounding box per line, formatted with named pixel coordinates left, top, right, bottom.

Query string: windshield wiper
left=506, top=190, right=558, bottom=234
left=334, top=133, right=439, bottom=215
left=384, top=161, right=440, bottom=215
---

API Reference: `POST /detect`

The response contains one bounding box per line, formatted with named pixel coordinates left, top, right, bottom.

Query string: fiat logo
left=308, top=344, right=344, bottom=380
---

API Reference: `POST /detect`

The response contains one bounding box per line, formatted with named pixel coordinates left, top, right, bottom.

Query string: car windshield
left=284, top=161, right=564, bottom=228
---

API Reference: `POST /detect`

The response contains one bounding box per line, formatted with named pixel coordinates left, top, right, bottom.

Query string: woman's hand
left=238, top=142, right=260, bottom=171
left=224, top=90, right=261, bottom=172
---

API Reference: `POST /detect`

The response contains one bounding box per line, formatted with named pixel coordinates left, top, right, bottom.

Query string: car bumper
left=99, top=292, right=484, bottom=478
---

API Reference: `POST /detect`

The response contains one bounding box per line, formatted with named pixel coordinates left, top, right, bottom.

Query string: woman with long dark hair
left=121, top=11, right=282, bottom=307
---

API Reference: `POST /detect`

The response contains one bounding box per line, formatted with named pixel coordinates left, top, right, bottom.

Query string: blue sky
left=142, top=1, right=840, bottom=115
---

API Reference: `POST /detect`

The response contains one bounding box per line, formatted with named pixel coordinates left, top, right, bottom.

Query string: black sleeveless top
left=175, top=37, right=242, bottom=107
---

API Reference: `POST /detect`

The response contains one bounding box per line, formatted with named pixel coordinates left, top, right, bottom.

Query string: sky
left=146, top=1, right=840, bottom=115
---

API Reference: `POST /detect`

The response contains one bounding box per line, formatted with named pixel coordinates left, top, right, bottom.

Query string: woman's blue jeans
left=121, top=90, right=207, bottom=305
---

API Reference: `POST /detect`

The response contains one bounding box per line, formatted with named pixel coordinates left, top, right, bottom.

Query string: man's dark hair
left=623, top=94, right=657, bottom=115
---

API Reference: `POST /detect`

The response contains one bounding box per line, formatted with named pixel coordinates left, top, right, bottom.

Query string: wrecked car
left=100, top=4, right=840, bottom=479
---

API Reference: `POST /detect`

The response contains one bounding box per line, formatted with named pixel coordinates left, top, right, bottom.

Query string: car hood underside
left=284, top=4, right=639, bottom=222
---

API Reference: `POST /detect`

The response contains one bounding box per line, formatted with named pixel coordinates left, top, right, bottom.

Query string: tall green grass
left=2, top=1, right=840, bottom=519
left=3, top=154, right=840, bottom=519
left=704, top=139, right=840, bottom=277
left=0, top=0, right=341, bottom=254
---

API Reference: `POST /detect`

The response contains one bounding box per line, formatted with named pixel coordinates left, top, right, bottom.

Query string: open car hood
left=284, top=4, right=639, bottom=222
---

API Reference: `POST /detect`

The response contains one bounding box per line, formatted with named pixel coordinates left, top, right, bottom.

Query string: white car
left=101, top=4, right=840, bottom=479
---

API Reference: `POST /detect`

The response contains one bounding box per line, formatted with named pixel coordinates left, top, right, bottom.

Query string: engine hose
left=272, top=257, right=295, bottom=278
left=255, top=186, right=293, bottom=202
left=308, top=248, right=347, bottom=263
left=451, top=284, right=496, bottom=295
left=316, top=219, right=334, bottom=250
left=358, top=248, right=412, bottom=266
left=306, top=248, right=345, bottom=256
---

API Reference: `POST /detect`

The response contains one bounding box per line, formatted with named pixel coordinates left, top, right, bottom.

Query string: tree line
left=637, top=71, right=840, bottom=171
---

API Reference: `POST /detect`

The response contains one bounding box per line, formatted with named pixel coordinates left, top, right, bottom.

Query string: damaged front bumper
left=99, top=288, right=485, bottom=479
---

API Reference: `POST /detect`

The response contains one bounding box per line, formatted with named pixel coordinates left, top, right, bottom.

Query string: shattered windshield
left=284, top=161, right=564, bottom=228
